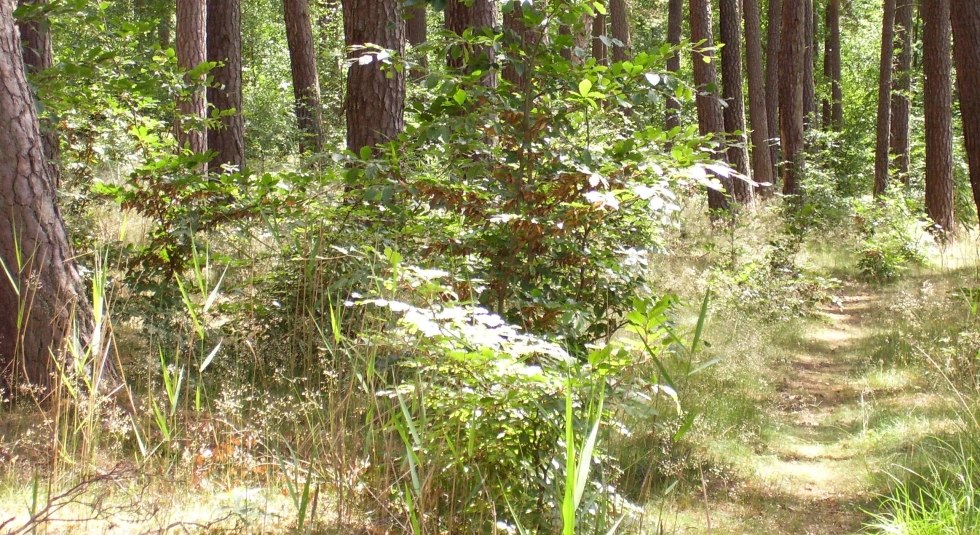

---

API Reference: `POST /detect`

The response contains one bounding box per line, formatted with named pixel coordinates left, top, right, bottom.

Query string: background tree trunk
left=720, top=0, right=752, bottom=202
left=207, top=0, right=245, bottom=171
left=951, top=0, right=980, bottom=227
left=890, top=0, right=914, bottom=184
left=745, top=0, right=775, bottom=194
left=665, top=0, right=683, bottom=132
left=406, top=3, right=427, bottom=76
left=0, top=0, right=93, bottom=388
left=691, top=0, right=733, bottom=211
left=284, top=0, right=324, bottom=152
left=444, top=0, right=496, bottom=87
left=766, top=0, right=783, bottom=183
left=780, top=0, right=806, bottom=196
left=592, top=5, right=608, bottom=65
left=342, top=0, right=406, bottom=155
left=873, top=0, right=896, bottom=196
left=15, top=0, right=58, bottom=185
left=503, top=2, right=531, bottom=88
left=176, top=0, right=208, bottom=160
left=923, top=0, right=953, bottom=233
left=802, top=0, right=816, bottom=129
left=825, top=0, right=843, bottom=130
left=609, top=0, right=631, bottom=62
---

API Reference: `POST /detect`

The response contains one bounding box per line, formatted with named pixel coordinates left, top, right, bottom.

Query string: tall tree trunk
left=873, top=0, right=896, bottom=195
left=890, top=0, right=914, bottom=184
left=744, top=0, right=775, bottom=194
left=610, top=0, right=631, bottom=62
left=691, top=0, right=732, bottom=212
left=825, top=0, right=843, bottom=130
left=780, top=0, right=806, bottom=196
left=284, top=0, right=324, bottom=152
left=766, top=0, right=783, bottom=183
left=592, top=5, right=608, bottom=65
left=802, top=0, right=816, bottom=129
left=720, top=0, right=752, bottom=202
left=444, top=0, right=496, bottom=87
left=15, top=0, right=58, bottom=185
left=0, top=0, right=93, bottom=389
left=406, top=4, right=427, bottom=76
left=176, top=0, right=208, bottom=161
left=665, top=0, right=683, bottom=132
left=923, top=0, right=953, bottom=232
left=207, top=0, right=245, bottom=171
left=503, top=2, right=531, bottom=88
left=951, top=0, right=980, bottom=227
left=342, top=0, right=406, bottom=155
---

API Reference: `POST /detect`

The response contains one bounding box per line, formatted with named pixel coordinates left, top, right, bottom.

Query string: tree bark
left=691, top=0, right=732, bottom=211
left=284, top=0, right=324, bottom=152
left=15, top=0, right=58, bottom=186
left=444, top=0, right=496, bottom=87
left=0, top=0, right=93, bottom=389
left=720, top=0, right=752, bottom=203
left=744, top=0, right=775, bottom=194
left=406, top=4, right=426, bottom=46
left=779, top=0, right=806, bottom=196
left=665, top=0, right=682, bottom=132
left=873, top=0, right=896, bottom=196
left=503, top=2, right=530, bottom=88
left=802, top=0, right=816, bottom=129
left=207, top=0, right=245, bottom=171
left=825, top=0, right=843, bottom=130
left=765, top=0, right=783, bottom=183
left=610, top=0, right=631, bottom=62
left=890, top=0, right=914, bottom=184
left=923, top=0, right=953, bottom=232
left=592, top=5, right=608, bottom=65
left=951, top=0, right=980, bottom=228
left=176, top=0, right=208, bottom=160
left=342, top=0, right=406, bottom=155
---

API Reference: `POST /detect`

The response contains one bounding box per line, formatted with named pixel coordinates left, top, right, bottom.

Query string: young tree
left=744, top=0, right=775, bottom=193
left=923, top=0, right=953, bottom=232
left=207, top=0, right=245, bottom=171
left=16, top=0, right=58, bottom=182
left=873, top=0, right=896, bottom=196
left=445, top=0, right=496, bottom=86
left=691, top=0, right=733, bottom=211
left=0, top=0, right=93, bottom=388
left=824, top=0, right=843, bottom=130
left=665, top=0, right=682, bottom=132
left=609, top=0, right=631, bottom=62
left=592, top=3, right=609, bottom=65
left=342, top=0, right=406, bottom=155
left=720, top=0, right=752, bottom=202
left=766, top=0, right=783, bottom=180
left=284, top=0, right=324, bottom=152
left=176, top=0, right=208, bottom=159
left=890, top=0, right=914, bottom=183
left=951, top=0, right=980, bottom=226
left=779, top=0, right=806, bottom=196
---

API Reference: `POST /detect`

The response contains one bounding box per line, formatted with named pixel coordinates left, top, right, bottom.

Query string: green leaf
left=453, top=88, right=467, bottom=105
left=578, top=78, right=593, bottom=98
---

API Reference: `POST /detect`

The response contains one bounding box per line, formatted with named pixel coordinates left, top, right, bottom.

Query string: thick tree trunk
left=0, top=0, right=93, bottom=389
left=825, top=0, right=843, bottom=130
left=592, top=6, right=608, bottom=65
left=890, top=0, right=914, bottom=184
left=779, top=0, right=806, bottom=196
left=744, top=0, right=775, bottom=194
left=342, top=0, right=406, bottom=155
left=765, top=0, right=783, bottom=183
left=802, top=0, right=816, bottom=129
left=873, top=0, right=896, bottom=196
left=284, top=0, right=324, bottom=152
left=445, top=0, right=496, bottom=87
left=609, top=0, right=631, bottom=62
left=720, top=0, right=752, bottom=203
left=15, top=0, right=58, bottom=186
left=406, top=5, right=426, bottom=46
left=176, top=0, right=208, bottom=161
left=951, top=0, right=980, bottom=228
left=923, top=0, right=953, bottom=233
left=691, top=0, right=732, bottom=212
left=207, top=0, right=245, bottom=171
left=665, top=0, right=682, bottom=132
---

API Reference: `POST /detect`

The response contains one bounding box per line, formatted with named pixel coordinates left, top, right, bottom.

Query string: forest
left=0, top=0, right=979, bottom=532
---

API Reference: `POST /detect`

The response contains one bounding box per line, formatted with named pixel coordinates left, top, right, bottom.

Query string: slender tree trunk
left=744, top=0, right=775, bottom=194
left=503, top=2, right=533, bottom=88
left=592, top=5, right=608, bottom=65
left=766, top=0, right=783, bottom=182
left=720, top=0, right=752, bottom=202
left=207, top=0, right=245, bottom=171
left=923, top=0, right=953, bottom=232
left=176, top=0, right=208, bottom=161
left=666, top=0, right=683, bottom=132
left=951, top=0, right=980, bottom=227
left=0, top=0, right=93, bottom=389
left=890, top=0, right=914, bottom=184
left=826, top=0, right=843, bottom=129
left=284, top=0, right=324, bottom=152
left=15, top=0, right=58, bottom=185
left=691, top=0, right=732, bottom=212
left=802, top=0, right=816, bottom=129
left=780, top=0, right=806, bottom=196
left=444, top=0, right=496, bottom=87
left=342, top=0, right=406, bottom=155
left=406, top=4, right=427, bottom=76
left=610, top=0, right=631, bottom=62
left=873, top=0, right=896, bottom=195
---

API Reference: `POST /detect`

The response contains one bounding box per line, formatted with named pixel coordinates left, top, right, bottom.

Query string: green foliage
left=854, top=193, right=929, bottom=281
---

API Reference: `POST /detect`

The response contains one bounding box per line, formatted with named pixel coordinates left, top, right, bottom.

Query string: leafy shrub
left=854, top=193, right=929, bottom=281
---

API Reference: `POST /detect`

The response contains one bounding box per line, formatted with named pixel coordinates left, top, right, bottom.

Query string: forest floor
left=662, top=278, right=961, bottom=534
